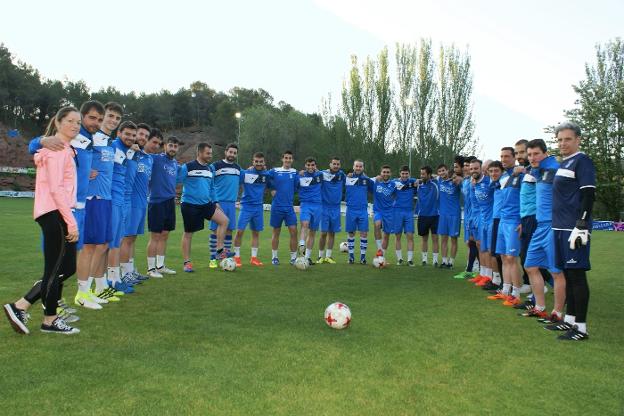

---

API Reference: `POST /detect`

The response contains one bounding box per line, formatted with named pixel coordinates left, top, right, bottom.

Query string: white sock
left=156, top=255, right=165, bottom=269
left=148, top=256, right=156, bottom=270
left=305, top=248, right=311, bottom=260
left=575, top=322, right=587, bottom=333
left=432, top=253, right=439, bottom=262
left=442, top=256, right=448, bottom=264
left=480, top=265, right=485, bottom=276
left=502, top=283, right=512, bottom=295
left=299, top=239, right=305, bottom=247
left=326, top=249, right=332, bottom=258
left=511, top=286, right=520, bottom=298
left=87, top=276, right=94, bottom=290
left=234, top=246, right=241, bottom=256
left=319, top=249, right=325, bottom=259
left=95, top=277, right=108, bottom=292
left=108, top=267, right=121, bottom=283
left=290, top=251, right=297, bottom=260
left=407, top=251, right=413, bottom=261
left=492, top=272, right=501, bottom=285
left=121, top=262, right=132, bottom=277
left=78, top=279, right=90, bottom=293
left=449, top=257, right=454, bottom=266
left=564, top=314, right=576, bottom=325
left=129, top=258, right=135, bottom=272
left=251, top=247, right=258, bottom=257
left=395, top=250, right=403, bottom=260
left=421, top=252, right=427, bottom=262
left=485, top=267, right=493, bottom=278
left=272, top=250, right=278, bottom=259
left=376, top=240, right=382, bottom=250
left=473, top=260, right=480, bottom=272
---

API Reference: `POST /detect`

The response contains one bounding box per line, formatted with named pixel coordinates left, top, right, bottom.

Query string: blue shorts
left=489, top=219, right=500, bottom=256
left=300, top=203, right=322, bottom=231
left=478, top=221, right=491, bottom=252
left=464, top=218, right=479, bottom=242
left=520, top=215, right=538, bottom=257
left=495, top=221, right=522, bottom=257
left=554, top=229, right=591, bottom=271
left=73, top=207, right=86, bottom=250
left=237, top=205, right=264, bottom=231
left=374, top=210, right=394, bottom=234
left=211, top=201, right=236, bottom=232
left=438, top=214, right=460, bottom=237
left=525, top=222, right=561, bottom=273
left=320, top=205, right=341, bottom=233
left=417, top=215, right=438, bottom=236
left=84, top=198, right=112, bottom=245
left=110, top=204, right=126, bottom=249
left=126, top=205, right=147, bottom=236
left=148, top=198, right=176, bottom=233
left=270, top=206, right=297, bottom=228
left=182, top=202, right=217, bottom=233
left=393, top=209, right=414, bottom=234
left=345, top=208, right=369, bottom=233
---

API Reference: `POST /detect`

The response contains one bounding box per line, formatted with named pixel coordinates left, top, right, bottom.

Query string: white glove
left=568, top=221, right=590, bottom=250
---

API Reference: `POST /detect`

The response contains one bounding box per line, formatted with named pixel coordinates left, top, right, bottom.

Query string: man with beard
left=317, top=157, right=346, bottom=264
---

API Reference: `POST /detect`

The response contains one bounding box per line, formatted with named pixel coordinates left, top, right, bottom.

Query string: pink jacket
left=33, top=145, right=78, bottom=233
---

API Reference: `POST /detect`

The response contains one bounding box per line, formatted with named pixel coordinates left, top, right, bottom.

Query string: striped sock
left=360, top=238, right=368, bottom=256
left=225, top=234, right=232, bottom=251
left=347, top=237, right=355, bottom=255
left=209, top=234, right=217, bottom=260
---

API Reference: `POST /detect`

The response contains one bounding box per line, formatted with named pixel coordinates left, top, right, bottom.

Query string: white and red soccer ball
left=324, top=302, right=352, bottom=329
left=372, top=256, right=387, bottom=268
left=339, top=242, right=348, bottom=253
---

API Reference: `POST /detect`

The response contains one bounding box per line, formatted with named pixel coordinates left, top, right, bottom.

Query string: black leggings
left=564, top=269, right=590, bottom=323
left=23, top=211, right=76, bottom=316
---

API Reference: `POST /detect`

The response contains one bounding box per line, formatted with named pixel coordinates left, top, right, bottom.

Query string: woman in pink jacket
left=3, top=106, right=82, bottom=335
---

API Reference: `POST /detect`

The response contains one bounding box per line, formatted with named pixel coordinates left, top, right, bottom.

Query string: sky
left=1, top=0, right=622, bottom=157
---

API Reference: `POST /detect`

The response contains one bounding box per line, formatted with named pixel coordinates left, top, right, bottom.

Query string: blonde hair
left=43, top=106, right=79, bottom=137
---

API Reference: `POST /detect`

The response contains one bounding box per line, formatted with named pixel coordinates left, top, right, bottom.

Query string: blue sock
left=210, top=234, right=217, bottom=260
left=225, top=234, right=232, bottom=251
left=360, top=238, right=368, bottom=259
left=347, top=237, right=355, bottom=255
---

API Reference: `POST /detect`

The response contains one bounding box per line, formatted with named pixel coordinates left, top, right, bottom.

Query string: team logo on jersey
left=323, top=172, right=335, bottom=181
left=126, top=148, right=136, bottom=160
left=346, top=177, right=358, bottom=186
left=92, top=131, right=110, bottom=147
left=299, top=177, right=313, bottom=187
left=164, top=164, right=177, bottom=176
left=100, top=148, right=114, bottom=163
left=245, top=173, right=259, bottom=184
left=71, top=134, right=91, bottom=150
left=114, top=148, right=126, bottom=165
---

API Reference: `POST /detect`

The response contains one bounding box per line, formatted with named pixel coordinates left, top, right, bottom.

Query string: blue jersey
left=240, top=168, right=269, bottom=206
left=298, top=171, right=323, bottom=204
left=372, top=180, right=396, bottom=212
left=178, top=160, right=215, bottom=205
left=499, top=169, right=523, bottom=224
left=131, top=151, right=153, bottom=209
left=211, top=160, right=241, bottom=203
left=393, top=178, right=417, bottom=210
left=87, top=131, right=114, bottom=200
left=268, top=167, right=299, bottom=208
left=473, top=175, right=493, bottom=224
left=438, top=177, right=461, bottom=217
left=520, top=168, right=537, bottom=218
left=534, top=155, right=560, bottom=223
left=71, top=126, right=95, bottom=207
left=462, top=177, right=473, bottom=221
left=416, top=179, right=439, bottom=216
left=123, top=147, right=140, bottom=207
left=491, top=178, right=504, bottom=220
left=149, top=153, right=178, bottom=203
left=469, top=179, right=480, bottom=223
left=111, top=138, right=131, bottom=207
left=345, top=173, right=373, bottom=211
left=321, top=169, right=346, bottom=206
left=553, top=153, right=596, bottom=230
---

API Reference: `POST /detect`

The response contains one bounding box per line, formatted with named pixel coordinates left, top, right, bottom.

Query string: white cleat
left=74, top=292, right=103, bottom=310
left=157, top=266, right=176, bottom=275
left=147, top=269, right=164, bottom=278
left=519, top=284, right=532, bottom=294
left=89, top=291, right=108, bottom=304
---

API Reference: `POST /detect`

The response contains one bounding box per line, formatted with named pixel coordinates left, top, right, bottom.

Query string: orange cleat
left=468, top=274, right=484, bottom=282
left=476, top=277, right=492, bottom=287
left=487, top=292, right=507, bottom=300
left=250, top=256, right=264, bottom=266
left=234, top=256, right=243, bottom=268
left=503, top=296, right=521, bottom=306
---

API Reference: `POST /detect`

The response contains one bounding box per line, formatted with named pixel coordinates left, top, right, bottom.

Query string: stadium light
left=235, top=112, right=242, bottom=161
left=191, top=92, right=199, bottom=126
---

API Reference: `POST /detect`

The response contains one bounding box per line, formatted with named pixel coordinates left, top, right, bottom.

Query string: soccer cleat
left=289, top=258, right=296, bottom=266
left=557, top=327, right=589, bottom=341
left=108, top=280, right=134, bottom=294
left=440, top=262, right=448, bottom=269
left=502, top=296, right=521, bottom=307
left=487, top=292, right=507, bottom=301
left=476, top=277, right=492, bottom=287
left=307, top=258, right=316, bottom=266
left=360, top=258, right=367, bottom=265
left=397, top=259, right=404, bottom=266
left=40, top=317, right=80, bottom=335
left=408, top=260, right=415, bottom=267
left=272, top=257, right=280, bottom=266
left=157, top=266, right=177, bottom=275
left=3, top=303, right=30, bottom=335
left=538, top=313, right=562, bottom=324
left=513, top=300, right=534, bottom=310
left=422, top=261, right=427, bottom=266
left=324, top=257, right=337, bottom=264
left=94, top=289, right=118, bottom=302
left=147, top=268, right=164, bottom=278
left=132, top=271, right=149, bottom=281
left=234, top=257, right=243, bottom=268
left=58, top=298, right=77, bottom=315
left=468, top=275, right=482, bottom=282
left=317, top=257, right=326, bottom=264
left=250, top=257, right=264, bottom=266
left=209, top=259, right=218, bottom=269
left=433, top=261, right=439, bottom=268
left=544, top=321, right=573, bottom=331
left=122, top=272, right=141, bottom=286
left=56, top=307, right=80, bottom=323
left=88, top=290, right=108, bottom=304
left=348, top=255, right=355, bottom=264
left=453, top=272, right=468, bottom=279
left=184, top=262, right=195, bottom=273
left=481, top=281, right=500, bottom=291
left=74, top=291, right=103, bottom=310
left=519, top=307, right=549, bottom=318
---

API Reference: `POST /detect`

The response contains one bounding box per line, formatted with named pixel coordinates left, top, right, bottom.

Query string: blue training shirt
left=268, top=167, right=299, bottom=209
left=321, top=169, right=345, bottom=206
left=123, top=147, right=140, bottom=208
left=416, top=179, right=439, bottom=216
left=87, top=131, right=114, bottom=200
left=178, top=160, right=215, bottom=205
left=240, top=168, right=269, bottom=206
left=149, top=153, right=178, bottom=203
left=491, top=177, right=504, bottom=220
left=298, top=171, right=323, bottom=204
left=345, top=173, right=373, bottom=211
left=393, top=178, right=417, bottom=210
left=462, top=177, right=472, bottom=222
left=131, top=151, right=153, bottom=209
left=372, top=179, right=396, bottom=212
left=553, top=153, right=596, bottom=230
left=211, top=160, right=242, bottom=203
left=473, top=175, right=494, bottom=224
left=534, top=155, right=560, bottom=224
left=499, top=168, right=523, bottom=224
left=520, top=168, right=537, bottom=218
left=438, top=177, right=461, bottom=217
left=111, top=138, right=131, bottom=207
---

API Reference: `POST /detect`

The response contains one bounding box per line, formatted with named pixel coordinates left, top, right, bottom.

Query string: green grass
left=0, top=198, right=623, bottom=415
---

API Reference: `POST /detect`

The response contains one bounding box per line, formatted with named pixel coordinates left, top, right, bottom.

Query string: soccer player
left=208, top=143, right=242, bottom=268
left=470, top=159, right=496, bottom=286
left=455, top=157, right=480, bottom=279
left=268, top=151, right=299, bottom=265
left=522, top=139, right=565, bottom=320
left=76, top=102, right=124, bottom=308
left=371, top=165, right=397, bottom=260
left=436, top=162, right=463, bottom=268
left=392, top=166, right=417, bottom=266
left=550, top=122, right=595, bottom=341
left=416, top=166, right=439, bottom=266
left=107, top=121, right=138, bottom=294
left=298, top=157, right=324, bottom=265
left=179, top=143, right=232, bottom=272
left=318, top=157, right=346, bottom=264
left=234, top=152, right=270, bottom=266
left=146, top=136, right=180, bottom=277
left=4, top=107, right=81, bottom=335
left=344, top=159, right=373, bottom=264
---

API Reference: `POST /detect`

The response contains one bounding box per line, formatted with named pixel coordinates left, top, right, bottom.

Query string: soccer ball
left=220, top=257, right=237, bottom=271
left=372, top=256, right=387, bottom=268
left=324, top=302, right=352, bottom=329
left=294, top=256, right=309, bottom=271
left=339, top=242, right=348, bottom=253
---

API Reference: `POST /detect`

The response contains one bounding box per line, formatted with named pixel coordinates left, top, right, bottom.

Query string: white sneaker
left=157, top=266, right=176, bottom=275
left=89, top=291, right=108, bottom=304
left=147, top=268, right=163, bottom=278
left=519, top=284, right=532, bottom=294
left=74, top=291, right=103, bottom=310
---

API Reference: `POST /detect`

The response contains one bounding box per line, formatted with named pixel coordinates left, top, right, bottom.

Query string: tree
left=393, top=43, right=417, bottom=154
left=413, top=39, right=437, bottom=166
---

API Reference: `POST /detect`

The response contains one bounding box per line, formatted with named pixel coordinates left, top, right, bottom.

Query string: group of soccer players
left=2, top=98, right=595, bottom=342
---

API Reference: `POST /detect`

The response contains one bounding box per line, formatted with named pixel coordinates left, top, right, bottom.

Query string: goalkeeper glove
left=568, top=220, right=590, bottom=250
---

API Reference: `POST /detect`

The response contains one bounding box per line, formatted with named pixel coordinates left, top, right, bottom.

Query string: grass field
left=0, top=198, right=623, bottom=415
